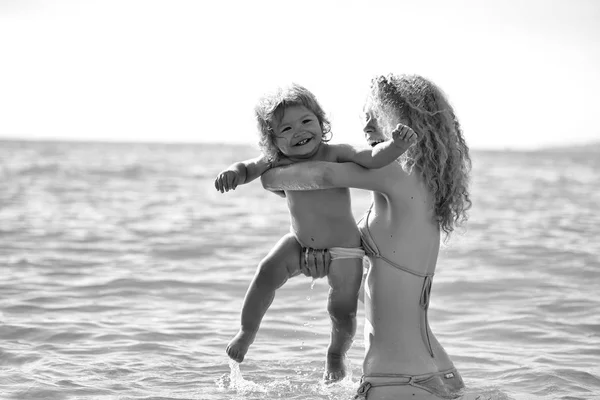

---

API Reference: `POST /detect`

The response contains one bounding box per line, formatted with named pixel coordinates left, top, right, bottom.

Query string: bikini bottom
left=354, top=368, right=465, bottom=399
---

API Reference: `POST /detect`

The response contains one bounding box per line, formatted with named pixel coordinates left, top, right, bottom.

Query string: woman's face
left=362, top=101, right=409, bottom=147
left=362, top=104, right=389, bottom=147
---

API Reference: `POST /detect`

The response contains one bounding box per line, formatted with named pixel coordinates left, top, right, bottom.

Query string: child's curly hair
left=369, top=74, right=472, bottom=240
left=255, top=83, right=332, bottom=161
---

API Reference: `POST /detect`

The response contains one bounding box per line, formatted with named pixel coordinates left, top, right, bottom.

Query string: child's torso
left=286, top=188, right=360, bottom=248
left=284, top=143, right=360, bottom=249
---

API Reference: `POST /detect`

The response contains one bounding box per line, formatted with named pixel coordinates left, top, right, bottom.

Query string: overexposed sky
left=0, top=0, right=598, bottom=149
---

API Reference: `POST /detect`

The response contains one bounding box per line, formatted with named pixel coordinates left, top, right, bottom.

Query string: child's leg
left=325, top=257, right=363, bottom=382
left=226, top=233, right=303, bottom=363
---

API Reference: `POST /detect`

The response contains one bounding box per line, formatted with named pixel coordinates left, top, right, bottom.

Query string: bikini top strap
left=377, top=254, right=434, bottom=278
left=356, top=202, right=374, bottom=226
left=361, top=202, right=434, bottom=279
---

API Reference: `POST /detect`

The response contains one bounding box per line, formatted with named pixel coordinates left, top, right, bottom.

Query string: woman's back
left=359, top=163, right=455, bottom=374
left=365, top=167, right=440, bottom=275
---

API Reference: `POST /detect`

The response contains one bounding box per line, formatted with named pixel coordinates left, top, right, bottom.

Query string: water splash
left=228, top=360, right=266, bottom=393
left=344, top=357, right=354, bottom=382
left=214, top=359, right=362, bottom=399
left=215, top=360, right=266, bottom=394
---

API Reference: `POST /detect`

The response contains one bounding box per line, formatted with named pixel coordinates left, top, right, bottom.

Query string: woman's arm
left=261, top=160, right=405, bottom=195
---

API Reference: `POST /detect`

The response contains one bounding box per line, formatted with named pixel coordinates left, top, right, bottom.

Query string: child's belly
left=286, top=189, right=360, bottom=249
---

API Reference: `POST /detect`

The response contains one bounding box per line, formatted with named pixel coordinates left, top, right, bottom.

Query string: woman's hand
left=300, top=247, right=331, bottom=279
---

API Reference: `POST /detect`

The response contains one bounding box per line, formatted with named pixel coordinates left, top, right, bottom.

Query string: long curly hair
left=369, top=74, right=472, bottom=239
left=254, top=83, right=332, bottom=162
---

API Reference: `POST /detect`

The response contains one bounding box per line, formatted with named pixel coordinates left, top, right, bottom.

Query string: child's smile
left=273, top=105, right=323, bottom=159
left=294, top=137, right=312, bottom=146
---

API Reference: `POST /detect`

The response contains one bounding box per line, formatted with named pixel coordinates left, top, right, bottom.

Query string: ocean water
left=0, top=140, right=599, bottom=400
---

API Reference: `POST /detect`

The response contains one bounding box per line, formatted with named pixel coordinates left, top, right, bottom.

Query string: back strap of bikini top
left=360, top=204, right=434, bottom=278
left=377, top=254, right=434, bottom=278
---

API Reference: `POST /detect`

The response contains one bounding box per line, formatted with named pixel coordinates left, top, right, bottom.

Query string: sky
left=0, top=0, right=599, bottom=150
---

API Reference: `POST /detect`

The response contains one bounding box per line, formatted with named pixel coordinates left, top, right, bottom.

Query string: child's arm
left=335, top=123, right=418, bottom=169
left=214, top=155, right=272, bottom=193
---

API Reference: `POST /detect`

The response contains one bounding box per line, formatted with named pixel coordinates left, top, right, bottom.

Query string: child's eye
left=303, top=119, right=312, bottom=124
left=281, top=127, right=291, bottom=132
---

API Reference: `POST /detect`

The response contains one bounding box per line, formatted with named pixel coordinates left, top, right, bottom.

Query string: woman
left=261, top=74, right=472, bottom=399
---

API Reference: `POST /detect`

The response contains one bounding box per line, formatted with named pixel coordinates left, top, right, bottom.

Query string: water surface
left=1, top=141, right=599, bottom=399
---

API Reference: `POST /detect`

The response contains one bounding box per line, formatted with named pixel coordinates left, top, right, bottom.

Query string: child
left=214, top=83, right=417, bottom=382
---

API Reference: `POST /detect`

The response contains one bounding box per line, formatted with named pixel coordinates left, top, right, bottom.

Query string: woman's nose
left=363, top=112, right=376, bottom=131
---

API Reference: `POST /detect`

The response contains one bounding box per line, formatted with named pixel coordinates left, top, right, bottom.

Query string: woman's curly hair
left=254, top=83, right=332, bottom=161
left=369, top=74, right=472, bottom=239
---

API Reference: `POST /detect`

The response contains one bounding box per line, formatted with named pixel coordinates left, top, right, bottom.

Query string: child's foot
left=226, top=329, right=256, bottom=363
left=323, top=352, right=346, bottom=383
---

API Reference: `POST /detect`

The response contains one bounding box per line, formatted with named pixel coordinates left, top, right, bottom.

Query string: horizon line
left=1, top=135, right=599, bottom=153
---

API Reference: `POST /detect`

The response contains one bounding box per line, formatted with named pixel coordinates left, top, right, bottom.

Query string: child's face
left=272, top=105, right=323, bottom=159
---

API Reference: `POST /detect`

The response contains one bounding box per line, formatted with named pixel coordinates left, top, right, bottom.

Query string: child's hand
left=391, top=123, right=418, bottom=148
left=214, top=169, right=240, bottom=193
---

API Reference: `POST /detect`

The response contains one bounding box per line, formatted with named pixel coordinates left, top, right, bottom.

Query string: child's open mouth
left=295, top=138, right=311, bottom=146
